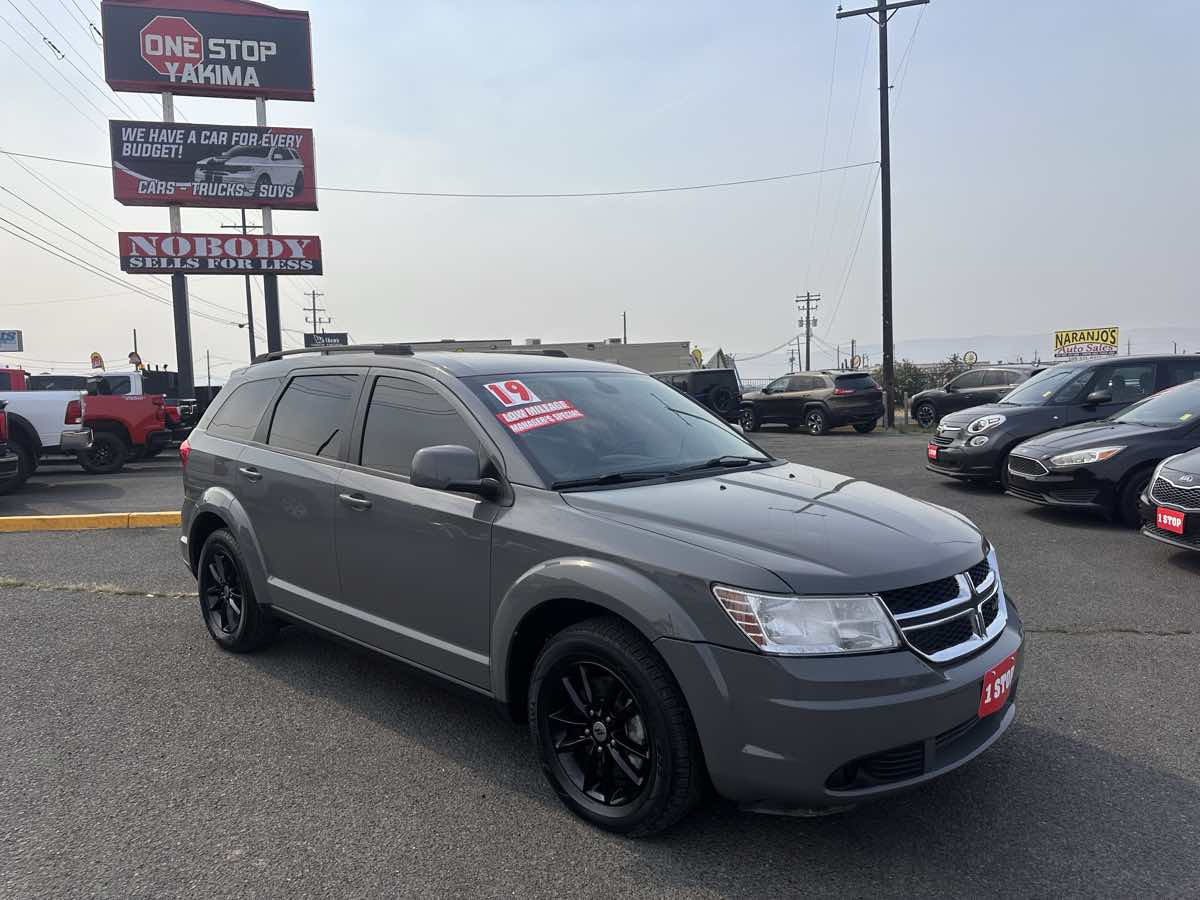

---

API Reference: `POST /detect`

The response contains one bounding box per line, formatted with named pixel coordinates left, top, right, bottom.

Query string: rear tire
left=1118, top=468, right=1153, bottom=528
left=0, top=441, right=33, bottom=495
left=197, top=528, right=277, bottom=652
left=805, top=406, right=830, bottom=436
left=915, top=401, right=938, bottom=429
left=853, top=420, right=878, bottom=434
left=79, top=432, right=127, bottom=475
left=739, top=407, right=760, bottom=432
left=528, top=617, right=703, bottom=837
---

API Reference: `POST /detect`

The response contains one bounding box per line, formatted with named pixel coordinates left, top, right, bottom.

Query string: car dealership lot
left=0, top=456, right=182, bottom=517
left=1, top=432, right=1197, bottom=898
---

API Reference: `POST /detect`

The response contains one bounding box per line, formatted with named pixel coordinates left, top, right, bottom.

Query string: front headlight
left=1048, top=445, right=1125, bottom=468
left=712, top=585, right=899, bottom=655
left=967, top=414, right=1006, bottom=434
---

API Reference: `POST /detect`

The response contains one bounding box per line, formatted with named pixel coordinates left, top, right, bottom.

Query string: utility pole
left=162, top=91, right=195, bottom=399
left=622, top=311, right=628, bottom=345
left=206, top=349, right=211, bottom=389
left=850, top=337, right=857, bottom=368
left=222, top=212, right=261, bottom=361
left=796, top=292, right=820, bottom=371
left=1127, top=339, right=1131, bottom=356
left=305, top=289, right=330, bottom=339
left=132, top=328, right=137, bottom=355
left=837, top=0, right=928, bottom=428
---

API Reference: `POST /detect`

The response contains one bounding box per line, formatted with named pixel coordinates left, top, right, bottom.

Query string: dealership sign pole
left=103, top=0, right=316, bottom=378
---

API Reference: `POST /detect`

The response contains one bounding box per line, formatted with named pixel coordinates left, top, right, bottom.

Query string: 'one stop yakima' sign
left=139, top=15, right=203, bottom=75
left=118, top=231, right=322, bottom=274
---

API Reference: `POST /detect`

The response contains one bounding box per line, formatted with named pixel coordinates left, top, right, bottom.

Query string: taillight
left=0, top=411, right=8, bottom=443
left=179, top=438, right=191, bottom=468
left=65, top=399, right=82, bottom=424
left=154, top=396, right=165, bottom=422
left=833, top=387, right=855, bottom=396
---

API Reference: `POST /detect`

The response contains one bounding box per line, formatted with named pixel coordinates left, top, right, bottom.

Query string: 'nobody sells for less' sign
left=118, top=232, right=322, bottom=274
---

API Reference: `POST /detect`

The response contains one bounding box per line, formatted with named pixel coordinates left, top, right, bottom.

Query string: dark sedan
left=1139, top=446, right=1200, bottom=551
left=911, top=366, right=1039, bottom=429
left=926, top=355, right=1200, bottom=487
left=1005, top=379, right=1200, bottom=525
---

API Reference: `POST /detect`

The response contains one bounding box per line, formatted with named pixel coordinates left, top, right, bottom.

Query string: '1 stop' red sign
left=139, top=15, right=203, bottom=75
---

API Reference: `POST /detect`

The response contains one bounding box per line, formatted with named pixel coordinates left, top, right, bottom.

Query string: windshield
left=466, top=371, right=771, bottom=487
left=1112, top=381, right=1200, bottom=426
left=217, top=145, right=270, bottom=160
left=1000, top=366, right=1082, bottom=405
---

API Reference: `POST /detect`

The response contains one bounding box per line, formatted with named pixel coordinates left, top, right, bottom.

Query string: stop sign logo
left=139, top=15, right=203, bottom=75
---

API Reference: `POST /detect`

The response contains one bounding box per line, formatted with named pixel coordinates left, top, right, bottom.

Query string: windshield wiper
left=551, top=470, right=674, bottom=491
left=672, top=455, right=769, bottom=474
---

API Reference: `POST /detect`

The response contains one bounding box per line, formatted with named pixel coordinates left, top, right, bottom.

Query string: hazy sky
left=0, top=0, right=1194, bottom=381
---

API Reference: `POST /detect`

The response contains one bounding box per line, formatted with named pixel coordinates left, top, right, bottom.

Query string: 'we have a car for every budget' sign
left=101, top=0, right=314, bottom=101
left=110, top=120, right=317, bottom=209
left=118, top=232, right=322, bottom=275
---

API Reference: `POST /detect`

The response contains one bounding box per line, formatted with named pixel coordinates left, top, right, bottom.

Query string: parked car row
left=921, top=353, right=1200, bottom=551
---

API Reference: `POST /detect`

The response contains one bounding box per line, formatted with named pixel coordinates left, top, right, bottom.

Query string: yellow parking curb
left=0, top=511, right=181, bottom=533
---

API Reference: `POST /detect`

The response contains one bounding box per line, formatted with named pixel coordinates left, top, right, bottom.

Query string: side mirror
left=410, top=445, right=500, bottom=499
left=1085, top=389, right=1113, bottom=406
left=944, top=384, right=957, bottom=393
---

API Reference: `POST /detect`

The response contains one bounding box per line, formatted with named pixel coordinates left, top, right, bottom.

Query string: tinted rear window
left=206, top=378, right=279, bottom=441
left=835, top=374, right=878, bottom=390
left=268, top=374, right=359, bottom=458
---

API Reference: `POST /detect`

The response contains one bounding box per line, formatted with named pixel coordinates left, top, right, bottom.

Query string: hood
left=911, top=387, right=947, bottom=403
left=1013, top=420, right=1158, bottom=456
left=743, top=390, right=765, bottom=401
left=561, top=462, right=986, bottom=595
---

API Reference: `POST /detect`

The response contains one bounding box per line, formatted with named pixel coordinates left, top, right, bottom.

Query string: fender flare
left=490, top=557, right=706, bottom=703
left=5, top=412, right=42, bottom=454
left=801, top=401, right=829, bottom=418
left=188, top=486, right=271, bottom=605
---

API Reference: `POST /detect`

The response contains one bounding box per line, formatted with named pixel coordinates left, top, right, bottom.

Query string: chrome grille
left=877, top=559, right=1006, bottom=664
left=1151, top=477, right=1200, bottom=511
left=1007, top=455, right=1048, bottom=477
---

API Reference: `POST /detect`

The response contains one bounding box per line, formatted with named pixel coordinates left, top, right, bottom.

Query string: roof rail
left=251, top=343, right=414, bottom=364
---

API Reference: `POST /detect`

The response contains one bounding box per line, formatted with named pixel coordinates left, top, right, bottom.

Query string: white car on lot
left=0, top=388, right=91, bottom=492
left=193, top=145, right=305, bottom=197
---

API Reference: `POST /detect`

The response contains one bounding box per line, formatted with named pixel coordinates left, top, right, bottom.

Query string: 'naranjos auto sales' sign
left=110, top=120, right=317, bottom=209
left=101, top=0, right=314, bottom=101
left=119, top=232, right=322, bottom=275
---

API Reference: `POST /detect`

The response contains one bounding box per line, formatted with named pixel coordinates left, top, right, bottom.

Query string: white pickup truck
left=0, top=388, right=92, bottom=492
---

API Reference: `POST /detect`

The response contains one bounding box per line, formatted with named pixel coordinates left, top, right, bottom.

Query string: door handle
left=338, top=492, right=373, bottom=511
left=238, top=466, right=262, bottom=482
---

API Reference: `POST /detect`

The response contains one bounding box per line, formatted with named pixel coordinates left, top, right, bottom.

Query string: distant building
left=400, top=338, right=696, bottom=374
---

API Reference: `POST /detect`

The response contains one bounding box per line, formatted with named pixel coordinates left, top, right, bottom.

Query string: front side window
left=467, top=371, right=770, bottom=487
left=207, top=378, right=279, bottom=441
left=360, top=376, right=480, bottom=477
left=1002, top=367, right=1082, bottom=405
left=268, top=374, right=359, bottom=458
left=765, top=377, right=790, bottom=394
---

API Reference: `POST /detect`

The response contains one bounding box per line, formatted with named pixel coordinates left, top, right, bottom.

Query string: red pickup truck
left=2, top=367, right=173, bottom=474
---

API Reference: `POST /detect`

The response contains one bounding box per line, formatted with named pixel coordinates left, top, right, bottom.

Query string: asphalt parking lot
left=1, top=430, right=1197, bottom=898
left=0, top=455, right=183, bottom=516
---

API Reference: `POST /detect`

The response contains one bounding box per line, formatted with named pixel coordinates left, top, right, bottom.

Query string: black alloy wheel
left=196, top=529, right=277, bottom=652
left=529, top=617, right=702, bottom=835
left=0, top=441, right=33, bottom=495
left=79, top=432, right=127, bottom=475
left=201, top=547, right=245, bottom=638
left=915, top=401, right=938, bottom=429
left=806, top=407, right=830, bottom=435
left=739, top=407, right=759, bottom=432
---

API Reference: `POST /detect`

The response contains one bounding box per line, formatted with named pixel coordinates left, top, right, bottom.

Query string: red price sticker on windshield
left=483, top=379, right=540, bottom=407
left=497, top=400, right=585, bottom=434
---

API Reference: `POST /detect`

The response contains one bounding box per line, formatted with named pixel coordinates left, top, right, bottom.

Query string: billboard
left=101, top=0, right=314, bottom=101
left=0, top=330, right=23, bottom=352
left=118, top=231, right=322, bottom=274
left=1054, top=327, right=1120, bottom=359
left=303, top=332, right=348, bottom=348
left=110, top=120, right=317, bottom=209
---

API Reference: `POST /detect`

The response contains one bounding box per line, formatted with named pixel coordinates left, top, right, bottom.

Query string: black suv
left=910, top=366, right=1039, bottom=429
left=739, top=371, right=883, bottom=435
left=927, top=355, right=1200, bottom=487
left=651, top=368, right=741, bottom=422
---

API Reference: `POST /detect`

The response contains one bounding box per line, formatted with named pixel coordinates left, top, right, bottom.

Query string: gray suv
left=180, top=346, right=1023, bottom=835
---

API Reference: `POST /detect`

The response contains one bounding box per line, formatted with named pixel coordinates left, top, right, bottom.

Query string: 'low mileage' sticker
left=497, top=400, right=585, bottom=434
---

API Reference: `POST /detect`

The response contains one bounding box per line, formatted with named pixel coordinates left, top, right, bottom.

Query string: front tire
left=914, top=401, right=938, bottom=429
left=79, top=432, right=127, bottom=474
left=739, top=407, right=760, bottom=432
left=528, top=617, right=703, bottom=836
left=1117, top=468, right=1153, bottom=528
left=0, top=441, right=33, bottom=495
left=197, top=529, right=277, bottom=652
left=805, top=406, right=830, bottom=436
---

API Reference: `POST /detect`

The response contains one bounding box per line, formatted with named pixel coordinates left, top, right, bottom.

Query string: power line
left=0, top=27, right=104, bottom=128
left=0, top=150, right=880, bottom=199
left=822, top=166, right=880, bottom=340
left=0, top=6, right=111, bottom=121
left=0, top=290, right=134, bottom=307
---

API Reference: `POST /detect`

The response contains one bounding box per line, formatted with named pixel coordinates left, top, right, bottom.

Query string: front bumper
left=59, top=429, right=92, bottom=452
left=1006, top=468, right=1114, bottom=516
left=1139, top=491, right=1200, bottom=551
left=655, top=607, right=1023, bottom=810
